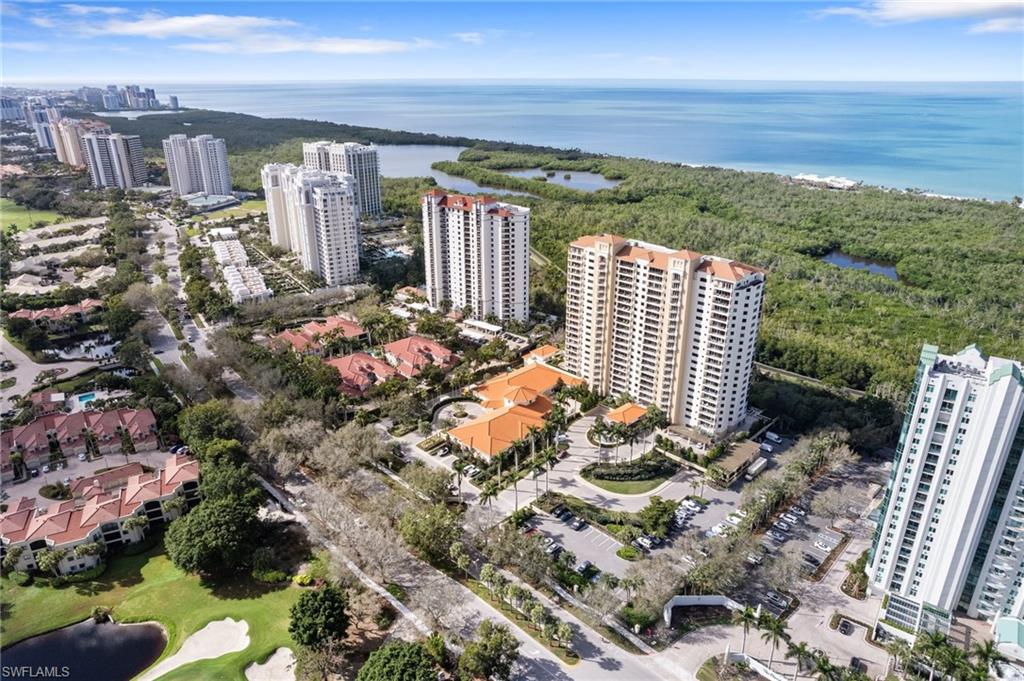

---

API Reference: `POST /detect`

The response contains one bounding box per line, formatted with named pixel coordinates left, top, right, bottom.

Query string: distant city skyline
left=1, top=1, right=1021, bottom=83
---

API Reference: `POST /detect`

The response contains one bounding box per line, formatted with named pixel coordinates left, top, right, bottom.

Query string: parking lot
left=5, top=447, right=169, bottom=507
left=526, top=509, right=634, bottom=577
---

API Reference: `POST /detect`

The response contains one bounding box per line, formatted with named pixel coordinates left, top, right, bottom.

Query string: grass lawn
left=0, top=377, right=15, bottom=390
left=1, top=198, right=63, bottom=233
left=581, top=474, right=672, bottom=495
left=1, top=544, right=300, bottom=681
left=190, top=199, right=267, bottom=223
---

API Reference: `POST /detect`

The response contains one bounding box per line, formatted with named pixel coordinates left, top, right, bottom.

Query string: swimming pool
left=76, top=392, right=96, bottom=405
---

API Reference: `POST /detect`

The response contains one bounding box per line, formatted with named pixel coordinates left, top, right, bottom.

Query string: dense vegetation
left=434, top=150, right=1023, bottom=390
left=93, top=109, right=1022, bottom=391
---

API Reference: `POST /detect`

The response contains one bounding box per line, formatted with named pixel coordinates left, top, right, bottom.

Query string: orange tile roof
left=384, top=335, right=458, bottom=378
left=696, top=258, right=765, bottom=282
left=2, top=408, right=157, bottom=457
left=616, top=244, right=703, bottom=270
left=274, top=316, right=366, bottom=353
left=325, top=352, right=397, bottom=396
left=523, top=344, right=559, bottom=361
left=569, top=233, right=625, bottom=249
left=0, top=454, right=198, bottom=547
left=606, top=402, right=648, bottom=427
left=9, top=298, right=103, bottom=322
left=448, top=403, right=548, bottom=457
left=475, top=363, right=584, bottom=407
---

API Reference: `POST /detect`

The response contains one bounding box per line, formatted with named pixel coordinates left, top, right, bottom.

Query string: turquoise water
left=76, top=391, right=96, bottom=404
left=153, top=81, right=1020, bottom=199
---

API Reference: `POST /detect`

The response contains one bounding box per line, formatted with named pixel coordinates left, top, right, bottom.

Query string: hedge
left=616, top=546, right=641, bottom=561
left=581, top=454, right=678, bottom=482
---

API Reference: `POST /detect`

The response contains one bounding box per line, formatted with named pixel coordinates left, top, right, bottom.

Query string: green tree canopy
left=288, top=584, right=350, bottom=649
left=355, top=641, right=436, bottom=681
left=457, top=620, right=521, bottom=681
left=165, top=497, right=262, bottom=576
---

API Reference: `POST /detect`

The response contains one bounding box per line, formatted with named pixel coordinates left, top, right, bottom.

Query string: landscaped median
left=580, top=452, right=680, bottom=495
left=535, top=491, right=680, bottom=543
left=1, top=544, right=301, bottom=681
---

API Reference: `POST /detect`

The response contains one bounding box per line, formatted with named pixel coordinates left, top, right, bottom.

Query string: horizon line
left=4, top=77, right=1023, bottom=86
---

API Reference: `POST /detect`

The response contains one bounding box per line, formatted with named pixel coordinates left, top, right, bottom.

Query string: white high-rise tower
left=162, top=134, right=231, bottom=196
left=420, top=190, right=530, bottom=323
left=302, top=141, right=382, bottom=216
left=869, top=344, right=1024, bottom=636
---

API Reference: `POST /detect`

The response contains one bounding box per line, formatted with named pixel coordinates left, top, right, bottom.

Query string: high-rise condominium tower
left=260, top=164, right=361, bottom=287
left=81, top=133, right=146, bottom=189
left=420, top=190, right=531, bottom=323
left=302, top=141, right=382, bottom=216
left=23, top=106, right=56, bottom=149
left=55, top=118, right=111, bottom=167
left=563, top=235, right=765, bottom=435
left=162, top=134, right=232, bottom=196
left=869, top=344, right=1024, bottom=635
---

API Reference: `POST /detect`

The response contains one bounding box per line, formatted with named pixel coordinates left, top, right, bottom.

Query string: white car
left=774, top=520, right=791, bottom=533
left=77, top=452, right=87, bottom=461
left=725, top=513, right=744, bottom=526
left=781, top=513, right=800, bottom=525
left=746, top=551, right=764, bottom=565
left=789, top=506, right=807, bottom=517
left=814, top=540, right=833, bottom=553
left=42, top=464, right=50, bottom=473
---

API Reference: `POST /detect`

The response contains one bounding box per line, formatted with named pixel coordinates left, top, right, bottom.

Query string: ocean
left=139, top=81, right=1024, bottom=200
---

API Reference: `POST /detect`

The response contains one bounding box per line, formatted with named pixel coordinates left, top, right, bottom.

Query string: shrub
left=65, top=562, right=106, bottom=583
left=620, top=604, right=659, bottom=630
left=508, top=508, right=536, bottom=528
left=580, top=454, right=678, bottom=482
left=9, top=571, right=32, bottom=586
left=252, top=568, right=289, bottom=584
left=616, top=546, right=641, bottom=561
left=292, top=573, right=314, bottom=587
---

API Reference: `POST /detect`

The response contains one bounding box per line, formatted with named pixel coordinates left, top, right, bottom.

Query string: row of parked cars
left=551, top=504, right=587, bottom=531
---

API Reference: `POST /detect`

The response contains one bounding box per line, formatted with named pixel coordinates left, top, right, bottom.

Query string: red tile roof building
left=383, top=335, right=458, bottom=378
left=1, top=408, right=158, bottom=483
left=9, top=299, right=104, bottom=330
left=272, top=316, right=367, bottom=355
left=0, top=454, right=199, bottom=576
left=325, top=352, right=397, bottom=397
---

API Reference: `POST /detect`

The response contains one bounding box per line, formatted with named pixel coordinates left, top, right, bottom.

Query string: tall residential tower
left=420, top=190, right=531, bottom=323
left=162, top=134, right=232, bottom=196
left=260, top=163, right=361, bottom=287
left=563, top=235, right=765, bottom=435
left=81, top=133, right=146, bottom=189
left=303, top=141, right=382, bottom=216
left=869, top=344, right=1024, bottom=635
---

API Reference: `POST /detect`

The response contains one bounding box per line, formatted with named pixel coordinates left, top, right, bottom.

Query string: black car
left=839, top=620, right=855, bottom=636
left=29, top=468, right=39, bottom=478
left=570, top=518, right=586, bottom=530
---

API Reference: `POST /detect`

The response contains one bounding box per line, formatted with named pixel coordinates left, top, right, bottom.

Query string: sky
left=1, top=1, right=1022, bottom=83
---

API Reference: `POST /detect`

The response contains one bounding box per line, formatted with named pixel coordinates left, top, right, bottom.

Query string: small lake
left=2, top=619, right=166, bottom=681
left=821, top=251, right=899, bottom=281
left=499, top=168, right=621, bottom=192
left=377, top=145, right=534, bottom=197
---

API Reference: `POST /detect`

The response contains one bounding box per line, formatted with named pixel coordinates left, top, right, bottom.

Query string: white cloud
left=77, top=12, right=298, bottom=38
left=452, top=31, right=485, bottom=45
left=969, top=15, right=1024, bottom=32
left=62, top=3, right=125, bottom=15
left=29, top=14, right=54, bottom=27
left=177, top=35, right=436, bottom=55
left=816, top=0, right=1023, bottom=26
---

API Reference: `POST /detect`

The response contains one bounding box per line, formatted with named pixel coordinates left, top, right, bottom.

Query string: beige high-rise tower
left=563, top=234, right=765, bottom=436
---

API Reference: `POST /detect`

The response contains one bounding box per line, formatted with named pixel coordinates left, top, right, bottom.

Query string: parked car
left=839, top=620, right=855, bottom=636
left=725, top=513, right=744, bottom=526
left=647, top=535, right=663, bottom=547
left=551, top=504, right=566, bottom=516
left=765, top=431, right=783, bottom=444
left=570, top=518, right=586, bottom=530
left=42, top=464, right=50, bottom=474
left=576, top=560, right=593, bottom=574
left=766, top=529, right=787, bottom=542
left=814, top=540, right=833, bottom=552
left=774, top=520, right=792, bottom=532
left=558, top=509, right=574, bottom=521
left=545, top=543, right=563, bottom=556
left=789, top=506, right=807, bottom=517
left=30, top=468, right=39, bottom=478
left=746, top=551, right=764, bottom=565
left=781, top=513, right=800, bottom=525
left=636, top=536, right=654, bottom=549
left=62, top=476, right=72, bottom=485
left=764, top=591, right=789, bottom=610
left=802, top=553, right=822, bottom=567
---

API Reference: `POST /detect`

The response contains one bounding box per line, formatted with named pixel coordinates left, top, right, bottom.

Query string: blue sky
left=2, top=1, right=1022, bottom=83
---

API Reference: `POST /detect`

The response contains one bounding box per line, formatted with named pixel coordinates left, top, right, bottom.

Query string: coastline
left=93, top=107, right=1017, bottom=205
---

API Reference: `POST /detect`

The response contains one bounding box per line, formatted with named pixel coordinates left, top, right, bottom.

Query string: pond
left=820, top=250, right=899, bottom=281
left=498, top=168, right=621, bottom=192
left=377, top=145, right=534, bottom=197
left=1, top=619, right=166, bottom=681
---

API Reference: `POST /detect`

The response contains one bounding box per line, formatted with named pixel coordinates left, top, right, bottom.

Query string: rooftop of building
left=606, top=402, right=648, bottom=427
left=927, top=344, right=1024, bottom=387
left=474, top=362, right=585, bottom=410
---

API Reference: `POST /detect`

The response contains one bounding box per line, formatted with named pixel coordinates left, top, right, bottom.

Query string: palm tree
left=759, top=613, right=789, bottom=671
left=937, top=645, right=969, bottom=681
left=732, top=606, right=759, bottom=655
left=970, top=639, right=1005, bottom=677
left=786, top=641, right=815, bottom=681
left=885, top=639, right=912, bottom=678
left=915, top=631, right=949, bottom=681
left=478, top=483, right=499, bottom=507
left=813, top=650, right=837, bottom=681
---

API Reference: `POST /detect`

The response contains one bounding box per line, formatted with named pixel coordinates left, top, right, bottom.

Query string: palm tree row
left=898, top=630, right=1006, bottom=681
left=478, top=563, right=575, bottom=651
